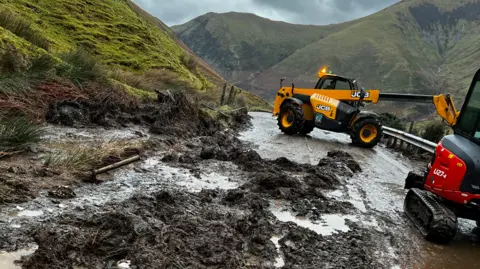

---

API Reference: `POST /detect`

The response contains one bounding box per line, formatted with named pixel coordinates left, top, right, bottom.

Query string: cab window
left=316, top=77, right=352, bottom=90
left=320, top=78, right=336, bottom=89
left=334, top=79, right=351, bottom=90
left=456, top=79, right=480, bottom=139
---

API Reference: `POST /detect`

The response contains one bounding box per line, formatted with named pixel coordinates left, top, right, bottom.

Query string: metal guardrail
left=382, top=126, right=437, bottom=153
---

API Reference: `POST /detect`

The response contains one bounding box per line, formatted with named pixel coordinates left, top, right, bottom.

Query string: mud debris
left=45, top=91, right=228, bottom=139
left=1, top=91, right=383, bottom=269
left=278, top=221, right=383, bottom=269
left=0, top=176, right=36, bottom=204
left=20, top=190, right=280, bottom=269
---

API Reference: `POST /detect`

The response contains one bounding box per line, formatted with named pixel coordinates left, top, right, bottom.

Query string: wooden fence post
left=220, top=83, right=227, bottom=105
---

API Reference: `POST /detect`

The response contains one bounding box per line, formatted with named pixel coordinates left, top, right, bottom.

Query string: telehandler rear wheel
left=278, top=102, right=304, bottom=135
left=350, top=117, right=382, bottom=148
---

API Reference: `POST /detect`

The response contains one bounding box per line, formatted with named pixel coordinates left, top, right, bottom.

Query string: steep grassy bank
left=0, top=0, right=270, bottom=152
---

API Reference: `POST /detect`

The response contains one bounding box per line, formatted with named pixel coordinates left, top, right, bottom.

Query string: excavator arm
left=379, top=93, right=460, bottom=127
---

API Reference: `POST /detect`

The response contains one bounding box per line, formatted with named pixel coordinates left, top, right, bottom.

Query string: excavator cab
left=403, top=67, right=480, bottom=244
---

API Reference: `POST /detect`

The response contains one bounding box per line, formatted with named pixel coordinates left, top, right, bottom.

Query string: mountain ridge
left=173, top=0, right=480, bottom=119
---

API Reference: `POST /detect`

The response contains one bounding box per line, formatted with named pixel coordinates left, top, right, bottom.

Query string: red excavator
left=390, top=68, right=480, bottom=244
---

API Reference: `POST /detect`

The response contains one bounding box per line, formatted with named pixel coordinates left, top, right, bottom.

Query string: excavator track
left=404, top=188, right=457, bottom=244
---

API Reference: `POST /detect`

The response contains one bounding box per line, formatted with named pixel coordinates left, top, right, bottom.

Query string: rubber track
left=404, top=188, right=457, bottom=244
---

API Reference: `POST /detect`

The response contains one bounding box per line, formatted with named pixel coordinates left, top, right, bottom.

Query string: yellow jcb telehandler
left=272, top=67, right=458, bottom=148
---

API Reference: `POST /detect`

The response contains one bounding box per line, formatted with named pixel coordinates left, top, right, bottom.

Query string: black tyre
left=277, top=102, right=304, bottom=135
left=300, top=120, right=315, bottom=135
left=350, top=117, right=382, bottom=148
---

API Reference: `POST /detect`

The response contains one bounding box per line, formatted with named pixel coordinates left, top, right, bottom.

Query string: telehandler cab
left=272, top=67, right=383, bottom=148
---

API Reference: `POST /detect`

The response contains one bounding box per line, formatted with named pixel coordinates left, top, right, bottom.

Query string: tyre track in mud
left=240, top=112, right=480, bottom=269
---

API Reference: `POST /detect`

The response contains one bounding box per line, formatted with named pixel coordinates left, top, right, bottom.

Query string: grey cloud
left=132, top=0, right=399, bottom=26
left=252, top=0, right=399, bottom=24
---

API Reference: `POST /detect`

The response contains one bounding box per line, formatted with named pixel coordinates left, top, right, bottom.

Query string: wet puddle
left=9, top=210, right=43, bottom=218
left=0, top=245, right=37, bottom=269
left=270, top=203, right=357, bottom=236
left=270, top=236, right=285, bottom=268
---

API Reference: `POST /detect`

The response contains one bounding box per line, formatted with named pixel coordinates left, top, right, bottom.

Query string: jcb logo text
left=351, top=91, right=370, bottom=98
left=316, top=105, right=331, bottom=111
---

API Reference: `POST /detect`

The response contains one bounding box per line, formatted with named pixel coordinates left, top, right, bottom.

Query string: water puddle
left=140, top=157, right=240, bottom=192
left=0, top=245, right=37, bottom=269
left=326, top=185, right=367, bottom=213
left=270, top=205, right=357, bottom=236
left=270, top=236, right=285, bottom=268
left=8, top=210, right=43, bottom=217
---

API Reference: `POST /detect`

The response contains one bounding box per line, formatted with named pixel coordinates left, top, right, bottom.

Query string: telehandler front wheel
left=300, top=120, right=315, bottom=135
left=350, top=118, right=382, bottom=148
left=277, top=102, right=304, bottom=135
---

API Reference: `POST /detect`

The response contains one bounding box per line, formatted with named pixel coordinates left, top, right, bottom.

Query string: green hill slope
left=172, top=12, right=352, bottom=85
left=173, top=0, right=480, bottom=119
left=0, top=0, right=269, bottom=119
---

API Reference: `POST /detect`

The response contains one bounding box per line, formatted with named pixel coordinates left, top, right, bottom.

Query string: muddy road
left=240, top=112, right=480, bottom=269
left=1, top=111, right=480, bottom=268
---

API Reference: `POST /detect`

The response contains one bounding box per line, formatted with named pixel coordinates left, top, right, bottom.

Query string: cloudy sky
left=133, top=0, right=400, bottom=26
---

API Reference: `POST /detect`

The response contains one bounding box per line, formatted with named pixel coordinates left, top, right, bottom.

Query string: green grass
left=0, top=0, right=213, bottom=91
left=0, top=116, right=43, bottom=152
left=0, top=9, right=50, bottom=51
left=56, top=49, right=107, bottom=86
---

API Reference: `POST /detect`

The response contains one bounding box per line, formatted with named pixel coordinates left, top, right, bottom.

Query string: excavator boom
left=378, top=93, right=460, bottom=127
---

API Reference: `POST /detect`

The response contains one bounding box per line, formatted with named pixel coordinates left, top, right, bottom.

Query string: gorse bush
left=0, top=116, right=43, bottom=152
left=421, top=121, right=448, bottom=143
left=0, top=9, right=50, bottom=51
left=181, top=54, right=197, bottom=72
left=378, top=112, right=405, bottom=131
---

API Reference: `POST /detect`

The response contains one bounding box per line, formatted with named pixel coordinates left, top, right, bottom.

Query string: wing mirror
left=280, top=77, right=286, bottom=88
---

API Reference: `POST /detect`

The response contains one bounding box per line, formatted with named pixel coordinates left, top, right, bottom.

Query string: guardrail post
left=408, top=122, right=414, bottom=133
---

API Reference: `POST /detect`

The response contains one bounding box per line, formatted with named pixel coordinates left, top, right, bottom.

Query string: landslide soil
left=0, top=91, right=240, bottom=206
left=3, top=91, right=383, bottom=268
left=16, top=130, right=379, bottom=268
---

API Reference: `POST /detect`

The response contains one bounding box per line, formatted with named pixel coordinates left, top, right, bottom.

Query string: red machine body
left=403, top=67, right=480, bottom=244
left=424, top=142, right=470, bottom=205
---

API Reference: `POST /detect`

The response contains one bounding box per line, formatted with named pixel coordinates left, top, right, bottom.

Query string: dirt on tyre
left=277, top=102, right=304, bottom=135
left=300, top=120, right=315, bottom=135
left=350, top=117, right=382, bottom=148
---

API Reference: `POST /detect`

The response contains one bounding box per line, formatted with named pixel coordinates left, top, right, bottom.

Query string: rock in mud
left=47, top=186, right=76, bottom=199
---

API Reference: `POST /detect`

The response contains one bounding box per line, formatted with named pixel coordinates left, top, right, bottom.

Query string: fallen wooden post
left=82, top=155, right=141, bottom=182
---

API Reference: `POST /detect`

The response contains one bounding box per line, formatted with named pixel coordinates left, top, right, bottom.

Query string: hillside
left=173, top=0, right=480, bottom=120
left=0, top=0, right=269, bottom=120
